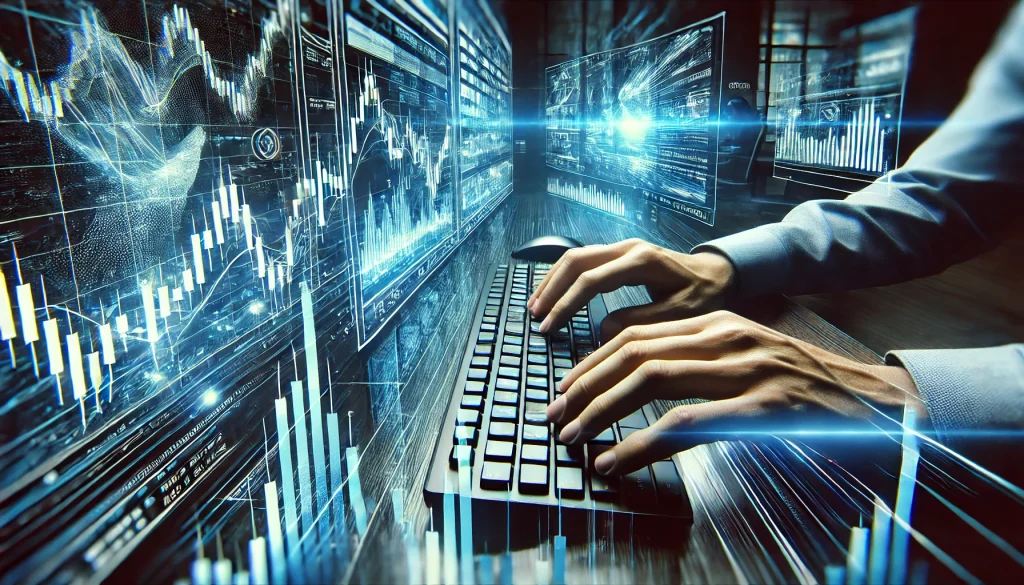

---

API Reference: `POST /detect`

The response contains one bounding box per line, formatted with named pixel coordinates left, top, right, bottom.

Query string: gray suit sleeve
left=695, top=1, right=1024, bottom=298
left=886, top=345, right=1024, bottom=447
left=693, top=4, right=1024, bottom=440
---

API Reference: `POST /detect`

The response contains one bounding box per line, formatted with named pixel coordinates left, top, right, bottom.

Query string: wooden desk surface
left=129, top=192, right=1022, bottom=584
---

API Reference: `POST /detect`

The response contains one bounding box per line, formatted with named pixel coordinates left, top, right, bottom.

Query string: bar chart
left=547, top=177, right=628, bottom=217
left=775, top=96, right=898, bottom=177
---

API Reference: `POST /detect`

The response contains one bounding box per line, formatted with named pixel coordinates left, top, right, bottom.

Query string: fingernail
left=539, top=317, right=550, bottom=333
left=594, top=450, right=616, bottom=475
left=545, top=398, right=564, bottom=423
left=560, top=419, right=580, bottom=444
left=527, top=298, right=535, bottom=310
left=557, top=377, right=569, bottom=392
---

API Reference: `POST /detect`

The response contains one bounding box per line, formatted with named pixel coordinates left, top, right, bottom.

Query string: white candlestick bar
left=0, top=270, right=15, bottom=340
left=847, top=526, right=870, bottom=585
left=274, top=398, right=300, bottom=550
left=263, top=481, right=287, bottom=584
left=203, top=229, right=214, bottom=251
left=184, top=268, right=195, bottom=293
left=243, top=205, right=253, bottom=250
left=191, top=234, right=206, bottom=285
left=291, top=380, right=315, bottom=532
left=99, top=323, right=115, bottom=365
left=16, top=284, right=38, bottom=344
left=212, top=559, right=232, bottom=585
left=285, top=227, right=293, bottom=267
left=300, top=283, right=329, bottom=514
left=115, top=314, right=129, bottom=337
left=218, top=182, right=230, bottom=221
left=141, top=283, right=159, bottom=343
left=172, top=287, right=183, bottom=302
left=248, top=536, right=269, bottom=585
left=158, top=286, right=171, bottom=319
left=87, top=351, right=102, bottom=393
left=267, top=258, right=276, bottom=291
left=191, top=557, right=212, bottom=585
left=255, top=237, right=266, bottom=278
left=425, top=531, right=441, bottom=585
left=66, top=333, right=87, bottom=400
left=229, top=183, right=240, bottom=224
left=211, top=201, right=224, bottom=245
left=42, top=318, right=64, bottom=375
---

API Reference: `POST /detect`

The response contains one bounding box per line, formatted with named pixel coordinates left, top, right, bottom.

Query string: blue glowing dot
left=203, top=389, right=218, bottom=406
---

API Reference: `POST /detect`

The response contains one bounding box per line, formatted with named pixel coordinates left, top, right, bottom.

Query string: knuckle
left=561, top=248, right=580, bottom=268
left=619, top=340, right=648, bottom=365
left=575, top=271, right=595, bottom=289
left=665, top=406, right=696, bottom=430
left=637, top=359, right=666, bottom=382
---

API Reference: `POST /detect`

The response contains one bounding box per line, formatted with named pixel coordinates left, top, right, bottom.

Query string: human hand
left=527, top=239, right=736, bottom=341
left=544, top=311, right=922, bottom=476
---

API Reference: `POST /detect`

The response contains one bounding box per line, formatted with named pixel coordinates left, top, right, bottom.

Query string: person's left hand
left=545, top=311, right=923, bottom=476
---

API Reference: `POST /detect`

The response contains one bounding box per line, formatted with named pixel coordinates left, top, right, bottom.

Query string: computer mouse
left=511, top=235, right=583, bottom=263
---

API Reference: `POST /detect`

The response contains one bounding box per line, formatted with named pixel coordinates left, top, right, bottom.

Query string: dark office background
left=500, top=0, right=1023, bottom=359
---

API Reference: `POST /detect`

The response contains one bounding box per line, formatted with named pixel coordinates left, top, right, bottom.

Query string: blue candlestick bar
left=300, top=284, right=329, bottom=514
left=346, top=446, right=369, bottom=536
left=327, top=412, right=347, bottom=532
left=274, top=398, right=300, bottom=551
left=247, top=536, right=268, bottom=585
left=888, top=406, right=921, bottom=585
left=824, top=565, right=847, bottom=585
left=458, top=451, right=475, bottom=585
left=291, top=380, right=315, bottom=534
left=263, top=481, right=286, bottom=585
left=847, top=526, right=870, bottom=585
left=553, top=535, right=566, bottom=585
left=867, top=497, right=892, bottom=585
left=443, top=490, right=458, bottom=585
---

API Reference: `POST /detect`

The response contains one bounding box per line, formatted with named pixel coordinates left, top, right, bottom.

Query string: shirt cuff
left=692, top=227, right=793, bottom=298
left=886, top=345, right=1024, bottom=447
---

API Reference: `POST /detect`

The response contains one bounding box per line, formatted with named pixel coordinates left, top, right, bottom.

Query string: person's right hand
left=527, top=238, right=737, bottom=341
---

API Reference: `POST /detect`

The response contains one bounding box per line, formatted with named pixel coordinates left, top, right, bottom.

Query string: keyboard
left=424, top=261, right=691, bottom=545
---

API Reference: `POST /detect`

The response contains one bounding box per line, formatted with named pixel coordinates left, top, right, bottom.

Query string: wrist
left=690, top=251, right=738, bottom=303
left=866, top=364, right=923, bottom=408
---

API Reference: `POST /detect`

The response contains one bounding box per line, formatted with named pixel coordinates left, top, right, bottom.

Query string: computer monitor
left=344, top=0, right=512, bottom=347
left=545, top=13, right=726, bottom=226
left=772, top=8, right=916, bottom=193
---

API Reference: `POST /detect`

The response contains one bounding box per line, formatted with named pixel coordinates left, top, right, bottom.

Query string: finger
left=593, top=396, right=760, bottom=475
left=529, top=240, right=636, bottom=318
left=550, top=332, right=733, bottom=425
left=600, top=290, right=710, bottom=342
left=559, top=357, right=749, bottom=444
left=559, top=310, right=732, bottom=392
left=539, top=249, right=653, bottom=333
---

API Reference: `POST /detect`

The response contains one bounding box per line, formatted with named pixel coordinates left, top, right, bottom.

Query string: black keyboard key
left=527, top=365, right=548, bottom=377
left=481, top=323, right=497, bottom=332
left=556, top=467, right=584, bottom=499
left=505, top=322, right=524, bottom=335
left=524, top=405, right=547, bottom=424
left=498, top=366, right=520, bottom=380
left=464, top=381, right=486, bottom=395
left=622, top=467, right=657, bottom=511
left=454, top=426, right=478, bottom=447
left=552, top=358, right=573, bottom=369
left=502, top=344, right=522, bottom=356
left=461, top=395, right=483, bottom=410
left=528, top=337, right=546, bottom=349
left=489, top=422, right=517, bottom=440
left=482, top=316, right=498, bottom=324
left=590, top=473, right=619, bottom=502
left=493, top=390, right=518, bottom=405
left=467, top=368, right=488, bottom=381
left=474, top=344, right=493, bottom=357
left=491, top=405, right=518, bottom=421
left=499, top=355, right=521, bottom=368
left=471, top=356, right=490, bottom=369
left=619, top=409, right=648, bottom=429
left=527, top=353, right=548, bottom=365
left=485, top=441, right=515, bottom=462
left=619, top=427, right=641, bottom=442
left=652, top=461, right=687, bottom=513
left=518, top=464, right=549, bottom=495
left=478, top=332, right=496, bottom=344
left=496, top=378, right=518, bottom=391
left=456, top=409, right=481, bottom=428
left=526, top=376, right=547, bottom=389
left=551, top=347, right=571, bottom=359
left=590, top=428, right=616, bottom=445
left=484, top=306, right=500, bottom=317
left=554, top=368, right=571, bottom=381
left=530, top=322, right=543, bottom=333
left=505, top=335, right=523, bottom=346
left=525, top=388, right=548, bottom=402
left=481, top=462, right=512, bottom=491
left=449, top=445, right=475, bottom=470
left=555, top=445, right=584, bottom=467
left=521, top=444, right=548, bottom=464
left=523, top=424, right=549, bottom=443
